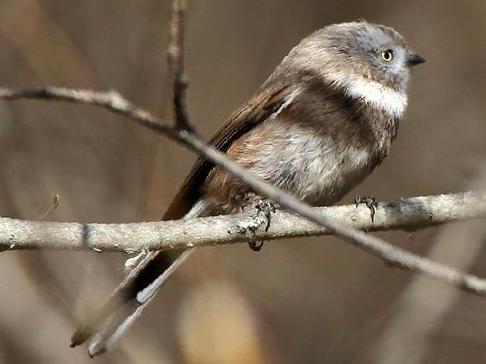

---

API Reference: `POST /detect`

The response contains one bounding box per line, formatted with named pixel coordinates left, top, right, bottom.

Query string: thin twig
left=36, top=193, right=60, bottom=221
left=2, top=87, right=486, bottom=298
left=167, top=0, right=190, bottom=130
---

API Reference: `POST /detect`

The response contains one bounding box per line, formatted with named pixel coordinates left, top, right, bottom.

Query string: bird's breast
left=248, top=120, right=375, bottom=206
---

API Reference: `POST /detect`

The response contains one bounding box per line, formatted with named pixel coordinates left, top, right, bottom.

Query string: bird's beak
left=407, top=52, right=426, bottom=66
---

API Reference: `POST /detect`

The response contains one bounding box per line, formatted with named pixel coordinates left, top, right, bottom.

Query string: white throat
left=325, top=71, right=408, bottom=118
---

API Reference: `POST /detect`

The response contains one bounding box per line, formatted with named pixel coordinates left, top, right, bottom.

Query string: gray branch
left=2, top=191, right=485, bottom=252
left=2, top=86, right=486, bottom=300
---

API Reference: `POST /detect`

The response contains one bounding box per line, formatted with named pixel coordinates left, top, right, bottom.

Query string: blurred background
left=1, top=1, right=486, bottom=363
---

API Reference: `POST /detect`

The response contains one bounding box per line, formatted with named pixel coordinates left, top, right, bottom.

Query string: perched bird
left=71, top=21, right=424, bottom=355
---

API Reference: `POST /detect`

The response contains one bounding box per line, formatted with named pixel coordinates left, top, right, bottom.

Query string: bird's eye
left=381, top=49, right=394, bottom=62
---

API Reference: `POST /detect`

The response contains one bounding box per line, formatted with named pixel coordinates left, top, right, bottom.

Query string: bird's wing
left=164, top=80, right=292, bottom=219
left=71, top=80, right=293, bottom=355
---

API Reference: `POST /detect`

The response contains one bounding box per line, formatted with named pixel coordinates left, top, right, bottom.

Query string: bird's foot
left=255, top=199, right=276, bottom=232
left=354, top=195, right=378, bottom=222
left=237, top=198, right=276, bottom=252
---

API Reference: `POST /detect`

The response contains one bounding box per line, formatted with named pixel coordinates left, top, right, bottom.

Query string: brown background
left=1, top=1, right=486, bottom=363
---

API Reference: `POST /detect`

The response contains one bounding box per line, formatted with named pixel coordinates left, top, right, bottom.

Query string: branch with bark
left=1, top=191, right=485, bottom=253
left=1, top=84, right=486, bottom=299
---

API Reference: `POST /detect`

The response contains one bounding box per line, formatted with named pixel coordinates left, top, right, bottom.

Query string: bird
left=71, top=21, right=424, bottom=356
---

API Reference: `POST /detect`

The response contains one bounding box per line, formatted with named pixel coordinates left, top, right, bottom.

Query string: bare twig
left=2, top=86, right=486, bottom=298
left=167, top=0, right=190, bottom=130
left=36, top=193, right=60, bottom=221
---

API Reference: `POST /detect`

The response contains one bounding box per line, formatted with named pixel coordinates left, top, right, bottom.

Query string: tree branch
left=2, top=86, right=486, bottom=300
left=2, top=191, right=485, bottom=252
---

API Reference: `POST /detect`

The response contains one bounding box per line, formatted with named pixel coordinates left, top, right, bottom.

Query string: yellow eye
left=381, top=49, right=394, bottom=62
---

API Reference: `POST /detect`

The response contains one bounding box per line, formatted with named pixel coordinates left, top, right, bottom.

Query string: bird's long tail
left=71, top=200, right=208, bottom=357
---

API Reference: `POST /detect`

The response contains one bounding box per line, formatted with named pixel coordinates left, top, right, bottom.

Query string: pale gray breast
left=248, top=119, right=374, bottom=206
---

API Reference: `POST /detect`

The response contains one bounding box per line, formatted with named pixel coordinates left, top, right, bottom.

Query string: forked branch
left=2, top=86, right=486, bottom=299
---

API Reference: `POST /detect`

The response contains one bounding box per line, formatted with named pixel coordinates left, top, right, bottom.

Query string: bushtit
left=72, top=21, right=424, bottom=355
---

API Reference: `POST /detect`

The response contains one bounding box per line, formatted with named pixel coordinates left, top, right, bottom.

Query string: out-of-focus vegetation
left=1, top=1, right=486, bottom=363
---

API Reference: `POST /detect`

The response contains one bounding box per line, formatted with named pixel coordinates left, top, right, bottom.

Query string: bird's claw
left=255, top=199, right=276, bottom=232
left=354, top=195, right=378, bottom=222
left=238, top=198, right=276, bottom=252
left=248, top=240, right=264, bottom=251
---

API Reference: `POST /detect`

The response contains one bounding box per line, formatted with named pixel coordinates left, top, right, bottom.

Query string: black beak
left=407, top=52, right=426, bottom=66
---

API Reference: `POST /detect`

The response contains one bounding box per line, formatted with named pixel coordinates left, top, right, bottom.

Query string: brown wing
left=70, top=81, right=292, bottom=351
left=163, top=81, right=291, bottom=220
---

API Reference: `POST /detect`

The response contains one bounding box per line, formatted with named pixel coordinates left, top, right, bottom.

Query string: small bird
left=72, top=21, right=424, bottom=355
